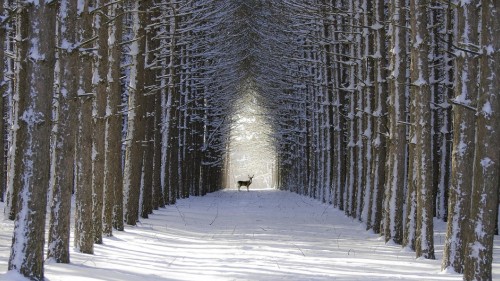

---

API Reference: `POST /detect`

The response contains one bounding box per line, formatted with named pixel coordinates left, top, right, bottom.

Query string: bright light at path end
left=226, top=90, right=277, bottom=189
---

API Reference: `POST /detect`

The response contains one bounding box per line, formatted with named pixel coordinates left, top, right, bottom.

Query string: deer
left=237, top=175, right=254, bottom=192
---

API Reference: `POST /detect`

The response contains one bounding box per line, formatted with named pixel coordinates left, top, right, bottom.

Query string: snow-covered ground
left=0, top=188, right=498, bottom=281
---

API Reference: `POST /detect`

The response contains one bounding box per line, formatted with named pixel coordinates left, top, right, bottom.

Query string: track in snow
left=0, top=188, right=498, bottom=280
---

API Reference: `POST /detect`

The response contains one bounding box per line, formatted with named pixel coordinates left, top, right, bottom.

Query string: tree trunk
left=74, top=0, right=95, bottom=255
left=463, top=0, right=500, bottom=279
left=166, top=5, right=180, bottom=204
left=441, top=0, right=479, bottom=273
left=123, top=0, right=147, bottom=226
left=332, top=0, right=346, bottom=210
left=152, top=1, right=164, bottom=208
left=410, top=0, right=435, bottom=260
left=103, top=1, right=124, bottom=233
left=360, top=0, right=374, bottom=225
left=5, top=0, right=26, bottom=222
left=0, top=0, right=6, bottom=204
left=104, top=1, right=124, bottom=233
left=384, top=0, right=407, bottom=245
left=3, top=0, right=15, bottom=206
left=91, top=0, right=108, bottom=245
left=47, top=0, right=79, bottom=263
left=141, top=24, right=157, bottom=218
left=368, top=0, right=387, bottom=234
left=7, top=1, right=56, bottom=279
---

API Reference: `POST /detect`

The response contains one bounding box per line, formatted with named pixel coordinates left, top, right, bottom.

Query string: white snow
left=414, top=35, right=423, bottom=48
left=481, top=101, right=492, bottom=118
left=485, top=45, right=495, bottom=55
left=29, top=38, right=44, bottom=61
left=480, top=157, right=494, bottom=169
left=413, top=77, right=427, bottom=87
left=0, top=189, right=499, bottom=280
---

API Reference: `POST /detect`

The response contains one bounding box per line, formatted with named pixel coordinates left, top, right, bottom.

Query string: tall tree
left=151, top=0, right=164, bottom=208
left=384, top=0, right=407, bottom=245
left=47, top=0, right=79, bottom=263
left=410, top=0, right=435, bottom=259
left=441, top=0, right=479, bottom=273
left=344, top=0, right=359, bottom=218
left=2, top=0, right=15, bottom=206
left=91, top=0, right=108, bottom=244
left=165, top=2, right=180, bottom=204
left=360, top=0, right=374, bottom=225
left=123, top=0, right=148, bottom=225
left=140, top=7, right=158, bottom=218
left=74, top=0, right=95, bottom=255
left=367, top=0, right=387, bottom=234
left=4, top=0, right=21, bottom=221
left=463, top=0, right=500, bottom=279
left=0, top=0, right=6, bottom=203
left=7, top=0, right=56, bottom=279
left=103, top=1, right=124, bottom=233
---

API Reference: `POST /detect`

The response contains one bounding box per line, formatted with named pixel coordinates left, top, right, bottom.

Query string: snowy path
left=0, top=188, right=499, bottom=281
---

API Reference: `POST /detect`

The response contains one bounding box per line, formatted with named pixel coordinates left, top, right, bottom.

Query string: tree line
left=267, top=1, right=499, bottom=280
left=1, top=0, right=238, bottom=280
left=0, top=0, right=498, bottom=281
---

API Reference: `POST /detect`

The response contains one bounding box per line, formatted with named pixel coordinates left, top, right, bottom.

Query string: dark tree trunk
left=463, top=0, right=500, bottom=279
left=47, top=0, right=79, bottom=263
left=74, top=0, right=95, bottom=255
left=8, top=1, right=56, bottom=279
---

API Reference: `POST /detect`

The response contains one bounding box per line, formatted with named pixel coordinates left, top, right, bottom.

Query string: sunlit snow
left=1, top=189, right=498, bottom=280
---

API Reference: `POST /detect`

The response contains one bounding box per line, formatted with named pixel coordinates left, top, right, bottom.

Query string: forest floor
left=0, top=188, right=498, bottom=281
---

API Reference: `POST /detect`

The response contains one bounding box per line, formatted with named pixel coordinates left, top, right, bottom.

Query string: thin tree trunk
left=104, top=1, right=124, bottom=233
left=123, top=0, right=147, bottom=226
left=91, top=0, right=108, bottom=245
left=74, top=0, right=95, bottom=255
left=2, top=0, right=15, bottom=206
left=410, top=0, right=435, bottom=260
left=152, top=1, right=164, bottom=208
left=47, top=0, right=78, bottom=263
left=360, top=0, right=374, bottom=225
left=4, top=0, right=25, bottom=222
left=368, top=0, right=387, bottom=234
left=0, top=0, right=6, bottom=204
left=166, top=5, right=180, bottom=204
left=384, top=0, right=407, bottom=245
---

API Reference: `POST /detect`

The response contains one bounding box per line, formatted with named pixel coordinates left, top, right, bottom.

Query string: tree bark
left=47, top=0, right=78, bottom=263
left=463, top=0, right=500, bottom=279
left=103, top=1, right=124, bottom=233
left=7, top=1, right=56, bottom=279
left=410, top=0, right=435, bottom=259
left=384, top=0, right=407, bottom=245
left=441, top=0, right=479, bottom=273
left=368, top=0, right=387, bottom=234
left=0, top=0, right=6, bottom=204
left=123, top=0, right=148, bottom=226
left=74, top=0, right=95, bottom=255
left=91, top=0, right=108, bottom=245
left=166, top=5, right=180, bottom=204
left=360, top=0, right=374, bottom=225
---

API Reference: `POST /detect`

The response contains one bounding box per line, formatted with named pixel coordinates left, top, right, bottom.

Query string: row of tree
left=266, top=0, right=499, bottom=280
left=0, top=0, right=247, bottom=280
left=0, top=0, right=499, bottom=281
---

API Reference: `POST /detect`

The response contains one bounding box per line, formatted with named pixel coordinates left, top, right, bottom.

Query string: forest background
left=0, top=0, right=498, bottom=280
